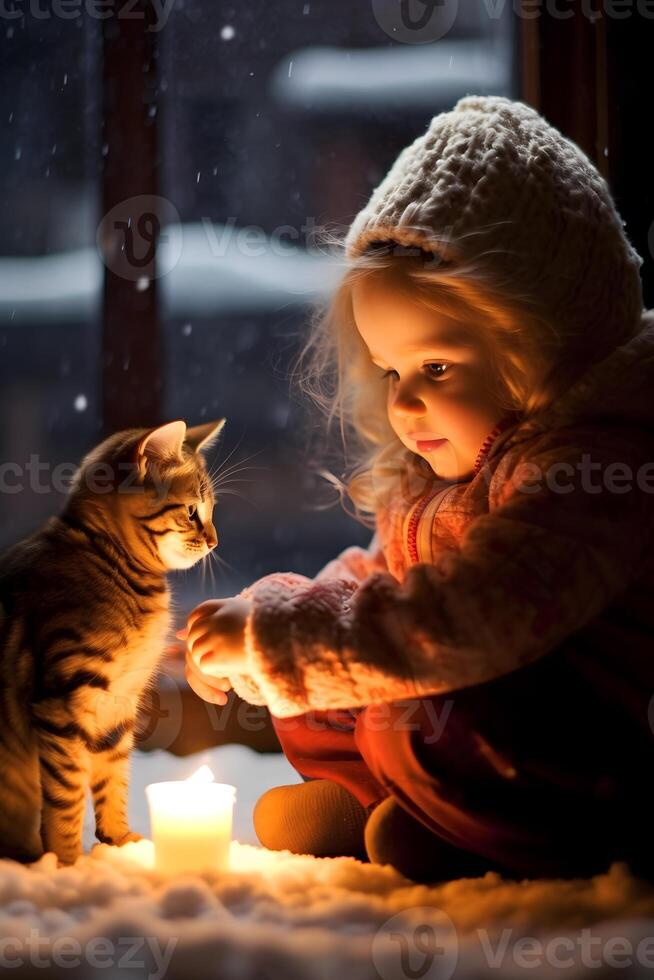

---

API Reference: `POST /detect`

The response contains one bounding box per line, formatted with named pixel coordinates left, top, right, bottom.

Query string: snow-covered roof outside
left=0, top=223, right=345, bottom=325
left=270, top=39, right=513, bottom=110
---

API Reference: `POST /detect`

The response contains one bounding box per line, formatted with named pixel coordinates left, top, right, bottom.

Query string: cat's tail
left=0, top=742, right=43, bottom=864
left=0, top=607, right=44, bottom=863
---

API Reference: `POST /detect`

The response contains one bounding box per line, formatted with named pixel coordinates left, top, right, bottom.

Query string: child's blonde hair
left=290, top=225, right=637, bottom=526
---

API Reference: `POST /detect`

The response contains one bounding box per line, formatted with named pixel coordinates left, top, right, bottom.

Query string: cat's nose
left=204, top=530, right=218, bottom=549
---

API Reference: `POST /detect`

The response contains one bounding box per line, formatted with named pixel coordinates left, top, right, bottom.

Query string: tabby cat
left=0, top=417, right=225, bottom=865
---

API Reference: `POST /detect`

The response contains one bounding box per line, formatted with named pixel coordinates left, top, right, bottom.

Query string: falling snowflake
left=221, top=25, right=235, bottom=40
left=136, top=277, right=149, bottom=292
left=74, top=394, right=88, bottom=412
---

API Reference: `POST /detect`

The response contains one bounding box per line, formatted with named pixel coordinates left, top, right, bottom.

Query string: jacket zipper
left=407, top=483, right=459, bottom=564
left=406, top=488, right=442, bottom=564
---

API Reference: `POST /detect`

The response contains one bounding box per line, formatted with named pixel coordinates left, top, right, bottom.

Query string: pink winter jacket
left=229, top=312, right=654, bottom=719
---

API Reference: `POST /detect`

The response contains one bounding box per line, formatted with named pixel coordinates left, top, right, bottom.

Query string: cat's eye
left=187, top=504, right=197, bottom=519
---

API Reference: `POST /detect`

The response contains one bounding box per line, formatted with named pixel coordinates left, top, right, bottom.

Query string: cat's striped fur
left=0, top=418, right=224, bottom=865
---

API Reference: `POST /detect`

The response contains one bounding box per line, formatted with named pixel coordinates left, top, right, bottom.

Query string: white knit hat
left=344, top=95, right=645, bottom=361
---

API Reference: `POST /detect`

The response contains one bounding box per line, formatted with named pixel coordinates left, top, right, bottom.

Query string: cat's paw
left=114, top=830, right=144, bottom=847
left=96, top=829, right=144, bottom=847
left=55, top=848, right=82, bottom=867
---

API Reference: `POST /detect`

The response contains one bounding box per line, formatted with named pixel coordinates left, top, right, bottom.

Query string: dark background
left=0, top=0, right=650, bottom=621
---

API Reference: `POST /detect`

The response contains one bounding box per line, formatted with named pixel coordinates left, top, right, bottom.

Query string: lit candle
left=145, top=764, right=236, bottom=874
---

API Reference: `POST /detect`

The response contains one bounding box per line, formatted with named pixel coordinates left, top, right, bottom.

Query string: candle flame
left=187, top=764, right=215, bottom=784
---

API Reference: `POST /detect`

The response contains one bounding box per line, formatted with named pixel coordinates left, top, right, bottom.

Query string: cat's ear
left=184, top=418, right=226, bottom=455
left=136, top=420, right=187, bottom=477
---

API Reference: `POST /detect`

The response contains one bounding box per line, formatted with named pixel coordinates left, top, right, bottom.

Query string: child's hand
left=183, top=647, right=232, bottom=706
left=177, top=597, right=252, bottom=685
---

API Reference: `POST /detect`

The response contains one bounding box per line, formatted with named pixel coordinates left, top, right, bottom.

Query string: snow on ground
left=0, top=744, right=653, bottom=980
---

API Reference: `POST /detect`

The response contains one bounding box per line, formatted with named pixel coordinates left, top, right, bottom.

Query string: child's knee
left=253, top=779, right=368, bottom=859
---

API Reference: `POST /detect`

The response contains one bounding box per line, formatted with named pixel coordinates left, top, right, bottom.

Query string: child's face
left=352, top=275, right=506, bottom=482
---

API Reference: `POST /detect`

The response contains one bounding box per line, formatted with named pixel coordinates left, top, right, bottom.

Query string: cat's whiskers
left=208, top=548, right=236, bottom=579
left=211, top=466, right=266, bottom=501
left=213, top=476, right=258, bottom=493
left=211, top=488, right=263, bottom=512
left=202, top=553, right=211, bottom=591
left=206, top=448, right=266, bottom=499
left=206, top=429, right=248, bottom=481
left=207, top=446, right=269, bottom=485
left=211, top=464, right=268, bottom=488
left=211, top=466, right=267, bottom=496
left=206, top=551, right=221, bottom=593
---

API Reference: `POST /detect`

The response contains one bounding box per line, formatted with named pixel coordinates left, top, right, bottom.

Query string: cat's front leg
left=35, top=724, right=90, bottom=866
left=90, top=723, right=141, bottom=846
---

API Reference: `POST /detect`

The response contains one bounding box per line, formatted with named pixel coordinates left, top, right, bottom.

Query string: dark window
left=1, top=2, right=518, bottom=605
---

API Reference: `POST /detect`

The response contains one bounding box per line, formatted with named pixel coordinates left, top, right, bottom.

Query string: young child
left=181, top=95, right=654, bottom=883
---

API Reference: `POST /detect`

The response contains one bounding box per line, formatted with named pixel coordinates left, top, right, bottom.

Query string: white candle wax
left=145, top=767, right=236, bottom=874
